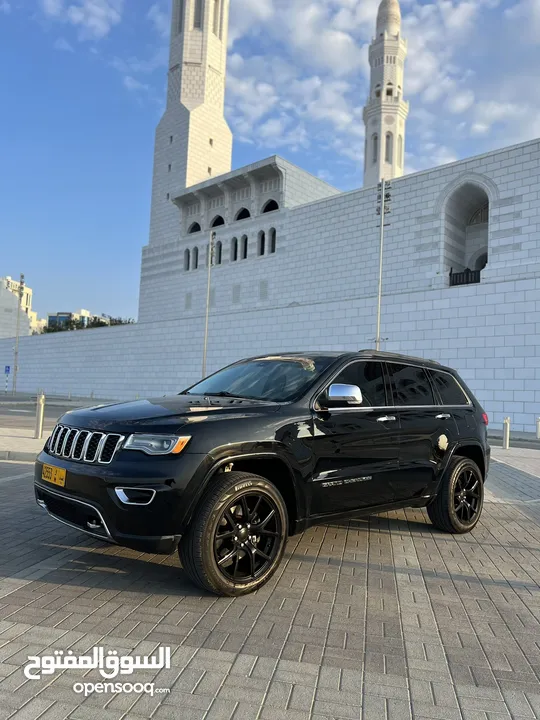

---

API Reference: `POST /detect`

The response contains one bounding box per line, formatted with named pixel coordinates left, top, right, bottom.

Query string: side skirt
left=292, top=496, right=435, bottom=535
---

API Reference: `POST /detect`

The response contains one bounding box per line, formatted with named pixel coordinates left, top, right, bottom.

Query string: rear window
left=387, top=363, right=435, bottom=406
left=430, top=370, right=470, bottom=406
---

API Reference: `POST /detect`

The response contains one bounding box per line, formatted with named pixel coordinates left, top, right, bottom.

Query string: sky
left=1, top=0, right=539, bottom=320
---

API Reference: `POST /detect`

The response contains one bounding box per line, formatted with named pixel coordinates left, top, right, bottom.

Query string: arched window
left=193, top=0, right=202, bottom=28
left=398, top=135, right=403, bottom=168
left=258, top=231, right=265, bottom=256
left=184, top=248, right=190, bottom=271
left=385, top=132, right=393, bottom=163
left=241, top=235, right=248, bottom=259
left=262, top=199, right=279, bottom=213
left=192, top=247, right=199, bottom=270
left=470, top=204, right=489, bottom=225
left=188, top=222, right=201, bottom=234
left=235, top=207, right=251, bottom=221
left=372, top=134, right=378, bottom=164
left=375, top=84, right=381, bottom=98
left=386, top=83, right=393, bottom=97
left=231, top=237, right=238, bottom=262
left=213, top=0, right=220, bottom=35
left=269, top=228, right=276, bottom=254
left=211, top=215, right=225, bottom=227
left=216, top=241, right=222, bottom=265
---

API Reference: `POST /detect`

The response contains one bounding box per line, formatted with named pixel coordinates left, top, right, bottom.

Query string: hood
left=57, top=394, right=281, bottom=433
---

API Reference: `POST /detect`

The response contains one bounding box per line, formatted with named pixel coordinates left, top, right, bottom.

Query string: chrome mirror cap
left=327, top=383, right=363, bottom=405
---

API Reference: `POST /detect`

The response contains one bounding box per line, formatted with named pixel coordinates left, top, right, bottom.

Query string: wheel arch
left=183, top=453, right=304, bottom=535
left=447, top=441, right=486, bottom=481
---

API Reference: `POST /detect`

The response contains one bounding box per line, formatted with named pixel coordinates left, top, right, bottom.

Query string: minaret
left=148, top=0, right=233, bottom=245
left=363, top=0, right=409, bottom=188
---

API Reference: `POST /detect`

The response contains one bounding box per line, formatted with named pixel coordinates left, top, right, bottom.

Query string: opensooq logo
left=24, top=646, right=171, bottom=680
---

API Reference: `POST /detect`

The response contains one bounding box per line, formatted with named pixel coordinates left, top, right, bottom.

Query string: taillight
left=482, top=413, right=489, bottom=426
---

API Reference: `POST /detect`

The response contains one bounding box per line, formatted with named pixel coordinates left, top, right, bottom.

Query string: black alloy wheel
left=214, top=492, right=282, bottom=582
left=453, top=467, right=482, bottom=523
left=427, top=456, right=484, bottom=534
left=179, top=471, right=288, bottom=596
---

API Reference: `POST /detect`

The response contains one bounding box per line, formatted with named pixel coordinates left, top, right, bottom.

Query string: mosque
left=1, top=0, right=539, bottom=431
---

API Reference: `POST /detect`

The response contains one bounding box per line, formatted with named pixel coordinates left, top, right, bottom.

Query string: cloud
left=123, top=75, right=149, bottom=92
left=148, top=3, right=169, bottom=38
left=54, top=37, right=74, bottom=51
left=505, top=0, right=540, bottom=38
left=0, top=0, right=11, bottom=14
left=41, top=0, right=124, bottom=40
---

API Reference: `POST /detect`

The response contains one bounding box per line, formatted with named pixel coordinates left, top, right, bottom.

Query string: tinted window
left=387, top=363, right=434, bottom=406
left=430, top=371, right=469, bottom=405
left=330, top=362, right=387, bottom=407
left=184, top=355, right=337, bottom=402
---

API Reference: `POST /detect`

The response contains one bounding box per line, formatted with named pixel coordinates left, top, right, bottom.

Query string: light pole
left=12, top=273, right=25, bottom=395
left=202, top=231, right=216, bottom=379
left=375, top=180, right=392, bottom=351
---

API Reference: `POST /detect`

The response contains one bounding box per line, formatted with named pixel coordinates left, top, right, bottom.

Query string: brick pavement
left=0, top=454, right=538, bottom=720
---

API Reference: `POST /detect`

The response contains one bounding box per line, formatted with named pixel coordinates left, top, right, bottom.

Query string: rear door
left=309, top=360, right=401, bottom=516
left=428, top=369, right=475, bottom=436
left=385, top=362, right=452, bottom=502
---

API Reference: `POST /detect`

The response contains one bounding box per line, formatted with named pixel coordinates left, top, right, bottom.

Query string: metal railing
left=449, top=268, right=481, bottom=287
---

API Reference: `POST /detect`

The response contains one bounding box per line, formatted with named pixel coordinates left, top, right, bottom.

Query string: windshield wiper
left=204, top=391, right=255, bottom=399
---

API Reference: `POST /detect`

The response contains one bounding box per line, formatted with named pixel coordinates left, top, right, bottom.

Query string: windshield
left=183, top=356, right=337, bottom=402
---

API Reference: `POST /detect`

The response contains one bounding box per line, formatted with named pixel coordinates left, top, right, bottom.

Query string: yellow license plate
left=42, top=464, right=66, bottom=487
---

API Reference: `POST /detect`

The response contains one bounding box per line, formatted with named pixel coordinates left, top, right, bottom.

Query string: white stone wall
left=1, top=138, right=538, bottom=432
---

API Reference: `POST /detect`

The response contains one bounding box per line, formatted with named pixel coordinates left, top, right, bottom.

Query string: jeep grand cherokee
left=35, top=350, right=490, bottom=596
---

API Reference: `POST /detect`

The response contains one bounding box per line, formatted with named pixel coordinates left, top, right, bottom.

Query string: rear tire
left=179, top=471, right=288, bottom=596
left=427, top=456, right=484, bottom=534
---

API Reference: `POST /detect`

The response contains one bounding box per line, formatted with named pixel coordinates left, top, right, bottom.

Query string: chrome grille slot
left=47, top=425, right=124, bottom=465
left=84, top=433, right=104, bottom=462
left=73, top=431, right=89, bottom=460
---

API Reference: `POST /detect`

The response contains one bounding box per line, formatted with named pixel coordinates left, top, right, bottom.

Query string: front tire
left=427, top=456, right=484, bottom=534
left=179, top=471, right=288, bottom=596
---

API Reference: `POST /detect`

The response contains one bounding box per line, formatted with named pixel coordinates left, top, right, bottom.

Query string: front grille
left=47, top=425, right=124, bottom=464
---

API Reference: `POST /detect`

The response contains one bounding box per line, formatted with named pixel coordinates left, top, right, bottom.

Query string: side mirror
left=325, top=383, right=363, bottom=407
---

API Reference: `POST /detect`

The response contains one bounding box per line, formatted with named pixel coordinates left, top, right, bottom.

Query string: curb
left=0, top=451, right=38, bottom=462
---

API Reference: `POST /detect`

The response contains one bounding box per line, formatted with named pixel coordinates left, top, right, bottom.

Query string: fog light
left=115, top=487, right=156, bottom=506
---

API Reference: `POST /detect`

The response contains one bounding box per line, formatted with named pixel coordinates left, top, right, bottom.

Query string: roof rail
left=357, top=349, right=441, bottom=365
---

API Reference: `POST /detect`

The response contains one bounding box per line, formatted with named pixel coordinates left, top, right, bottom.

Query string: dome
left=376, top=0, right=401, bottom=37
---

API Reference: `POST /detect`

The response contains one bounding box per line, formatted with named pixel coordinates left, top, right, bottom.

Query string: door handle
left=436, top=413, right=451, bottom=419
left=377, top=415, right=396, bottom=422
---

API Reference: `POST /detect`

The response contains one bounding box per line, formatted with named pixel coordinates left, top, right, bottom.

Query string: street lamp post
left=12, top=273, right=25, bottom=395
left=202, top=231, right=216, bottom=379
left=375, top=180, right=392, bottom=351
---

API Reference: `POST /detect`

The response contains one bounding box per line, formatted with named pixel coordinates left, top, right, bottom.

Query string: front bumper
left=34, top=449, right=208, bottom=554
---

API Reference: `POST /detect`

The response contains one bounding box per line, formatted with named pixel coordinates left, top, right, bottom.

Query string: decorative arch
left=397, top=135, right=403, bottom=168
left=235, top=207, right=251, bottom=221
left=375, top=84, right=381, bottom=99
left=230, top=237, right=238, bottom=262
left=184, top=248, right=190, bottom=271
left=240, top=235, right=248, bottom=259
left=188, top=222, right=201, bottom=234
left=385, top=132, right=393, bottom=163
left=436, top=173, right=499, bottom=280
left=215, top=240, right=222, bottom=265
left=211, top=215, right=225, bottom=227
left=386, top=82, right=393, bottom=97
left=192, top=247, right=199, bottom=270
left=262, top=199, right=279, bottom=214
left=258, top=231, right=266, bottom=256
left=269, top=228, right=276, bottom=254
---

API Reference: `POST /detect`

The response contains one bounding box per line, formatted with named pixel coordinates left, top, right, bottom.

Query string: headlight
left=124, top=434, right=191, bottom=455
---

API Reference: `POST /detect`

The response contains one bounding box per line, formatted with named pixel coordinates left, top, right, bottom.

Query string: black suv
left=35, top=351, right=490, bottom=596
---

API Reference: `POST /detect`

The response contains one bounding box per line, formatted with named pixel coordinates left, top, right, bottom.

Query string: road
left=0, top=401, right=96, bottom=432
left=0, top=451, right=539, bottom=719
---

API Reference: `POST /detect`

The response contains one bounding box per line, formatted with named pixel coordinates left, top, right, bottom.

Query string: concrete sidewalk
left=0, top=427, right=47, bottom=461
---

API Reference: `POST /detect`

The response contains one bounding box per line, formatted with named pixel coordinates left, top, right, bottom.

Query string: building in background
left=0, top=276, right=45, bottom=338
left=46, top=310, right=111, bottom=331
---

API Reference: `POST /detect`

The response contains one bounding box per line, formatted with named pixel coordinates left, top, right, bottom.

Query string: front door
left=309, top=361, right=400, bottom=516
